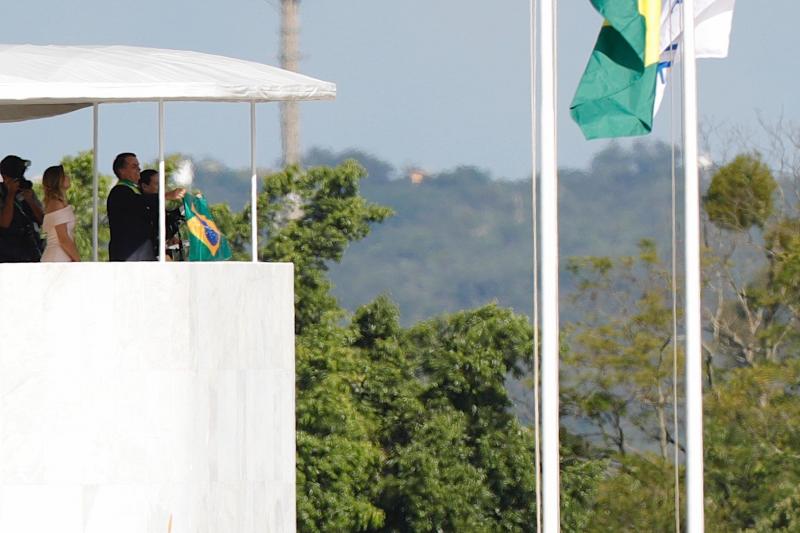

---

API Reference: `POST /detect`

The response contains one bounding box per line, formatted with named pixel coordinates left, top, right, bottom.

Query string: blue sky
left=0, top=1, right=794, bottom=180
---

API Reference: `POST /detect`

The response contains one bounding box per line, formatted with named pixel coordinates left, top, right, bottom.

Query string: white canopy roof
left=0, top=44, right=337, bottom=122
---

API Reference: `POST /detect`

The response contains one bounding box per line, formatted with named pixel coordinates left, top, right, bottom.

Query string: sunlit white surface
left=0, top=262, right=296, bottom=533
left=0, top=44, right=336, bottom=122
left=172, top=159, right=195, bottom=187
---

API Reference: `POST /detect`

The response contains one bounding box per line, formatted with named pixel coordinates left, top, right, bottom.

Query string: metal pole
left=92, top=103, right=99, bottom=261
left=682, top=0, right=704, bottom=531
left=251, top=102, right=258, bottom=262
left=280, top=0, right=301, bottom=165
left=528, top=0, right=542, bottom=530
left=158, top=100, right=166, bottom=263
left=539, top=0, right=560, bottom=530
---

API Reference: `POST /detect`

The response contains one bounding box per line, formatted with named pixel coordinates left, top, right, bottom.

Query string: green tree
left=562, top=242, right=683, bottom=530
left=257, top=162, right=392, bottom=334
left=294, top=332, right=386, bottom=532
left=748, top=486, right=800, bottom=532
left=389, top=305, right=538, bottom=531
left=701, top=152, right=796, bottom=371
left=379, top=408, right=496, bottom=531
left=704, top=153, right=776, bottom=231
left=705, top=362, right=800, bottom=531
left=350, top=297, right=604, bottom=532
left=561, top=440, right=605, bottom=533
left=564, top=240, right=681, bottom=460
left=585, top=454, right=680, bottom=532
left=559, top=147, right=800, bottom=530
left=61, top=151, right=112, bottom=260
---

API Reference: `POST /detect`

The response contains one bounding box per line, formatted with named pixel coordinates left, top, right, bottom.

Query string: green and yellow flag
left=183, top=194, right=232, bottom=261
left=571, top=0, right=663, bottom=139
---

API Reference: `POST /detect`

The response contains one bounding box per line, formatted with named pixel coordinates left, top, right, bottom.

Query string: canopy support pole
left=683, top=0, right=705, bottom=530
left=250, top=102, right=258, bottom=262
left=158, top=100, right=166, bottom=263
left=92, top=103, right=99, bottom=261
left=540, top=0, right=561, bottom=531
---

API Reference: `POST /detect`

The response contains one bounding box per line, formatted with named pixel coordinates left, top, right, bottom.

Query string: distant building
left=409, top=169, right=426, bottom=184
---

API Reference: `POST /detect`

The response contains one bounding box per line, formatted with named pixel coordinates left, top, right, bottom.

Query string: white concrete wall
left=0, top=262, right=296, bottom=533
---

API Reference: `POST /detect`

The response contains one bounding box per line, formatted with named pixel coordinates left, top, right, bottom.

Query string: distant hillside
left=309, top=143, right=679, bottom=324
left=191, top=158, right=254, bottom=211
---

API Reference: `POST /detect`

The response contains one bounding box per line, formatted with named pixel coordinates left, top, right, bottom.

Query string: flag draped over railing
left=183, top=194, right=232, bottom=261
left=571, top=0, right=735, bottom=140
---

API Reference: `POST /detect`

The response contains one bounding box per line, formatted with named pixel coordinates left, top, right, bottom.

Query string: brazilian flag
left=183, top=194, right=232, bottom=261
left=571, top=0, right=663, bottom=139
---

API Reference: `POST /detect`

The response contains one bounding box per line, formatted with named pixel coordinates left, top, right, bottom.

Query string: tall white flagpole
left=528, top=0, right=542, bottom=530
left=682, top=0, right=705, bottom=531
left=539, top=0, right=561, bottom=530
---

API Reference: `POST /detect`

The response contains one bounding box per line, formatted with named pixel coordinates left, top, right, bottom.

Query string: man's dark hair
left=113, top=152, right=137, bottom=178
left=139, top=169, right=158, bottom=187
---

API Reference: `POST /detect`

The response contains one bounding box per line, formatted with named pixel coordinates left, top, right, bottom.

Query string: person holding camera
left=41, top=165, right=80, bottom=262
left=107, top=153, right=185, bottom=261
left=0, top=155, right=44, bottom=262
left=139, top=168, right=186, bottom=261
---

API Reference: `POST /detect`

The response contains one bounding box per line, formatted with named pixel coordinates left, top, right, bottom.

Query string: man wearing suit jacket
left=107, top=152, right=185, bottom=261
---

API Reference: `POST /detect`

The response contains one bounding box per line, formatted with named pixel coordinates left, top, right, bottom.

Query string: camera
left=15, top=177, right=33, bottom=190
left=166, top=207, right=185, bottom=240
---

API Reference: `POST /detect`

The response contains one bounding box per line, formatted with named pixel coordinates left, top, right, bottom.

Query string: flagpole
left=539, top=0, right=561, bottom=531
left=528, top=0, right=542, bottom=529
left=682, top=0, right=705, bottom=531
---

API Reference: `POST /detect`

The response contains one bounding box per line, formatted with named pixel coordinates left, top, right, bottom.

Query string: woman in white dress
left=41, top=165, right=80, bottom=262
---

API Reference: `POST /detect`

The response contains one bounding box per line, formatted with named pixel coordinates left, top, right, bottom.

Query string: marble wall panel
left=0, top=262, right=296, bottom=532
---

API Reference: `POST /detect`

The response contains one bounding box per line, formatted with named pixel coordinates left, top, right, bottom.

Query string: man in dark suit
left=107, top=153, right=184, bottom=261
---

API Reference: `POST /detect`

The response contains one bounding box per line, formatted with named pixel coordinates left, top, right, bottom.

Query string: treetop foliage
left=704, top=152, right=776, bottom=231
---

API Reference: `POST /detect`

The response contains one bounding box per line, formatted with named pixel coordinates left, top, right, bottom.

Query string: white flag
left=654, top=0, right=736, bottom=114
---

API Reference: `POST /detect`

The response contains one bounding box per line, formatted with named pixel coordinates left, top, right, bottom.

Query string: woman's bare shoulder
left=45, top=199, right=68, bottom=213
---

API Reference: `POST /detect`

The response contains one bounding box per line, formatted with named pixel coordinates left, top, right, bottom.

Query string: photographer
left=139, top=168, right=185, bottom=261
left=0, top=155, right=44, bottom=262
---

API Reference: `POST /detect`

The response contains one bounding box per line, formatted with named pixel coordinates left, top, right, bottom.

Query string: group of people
left=0, top=152, right=185, bottom=263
